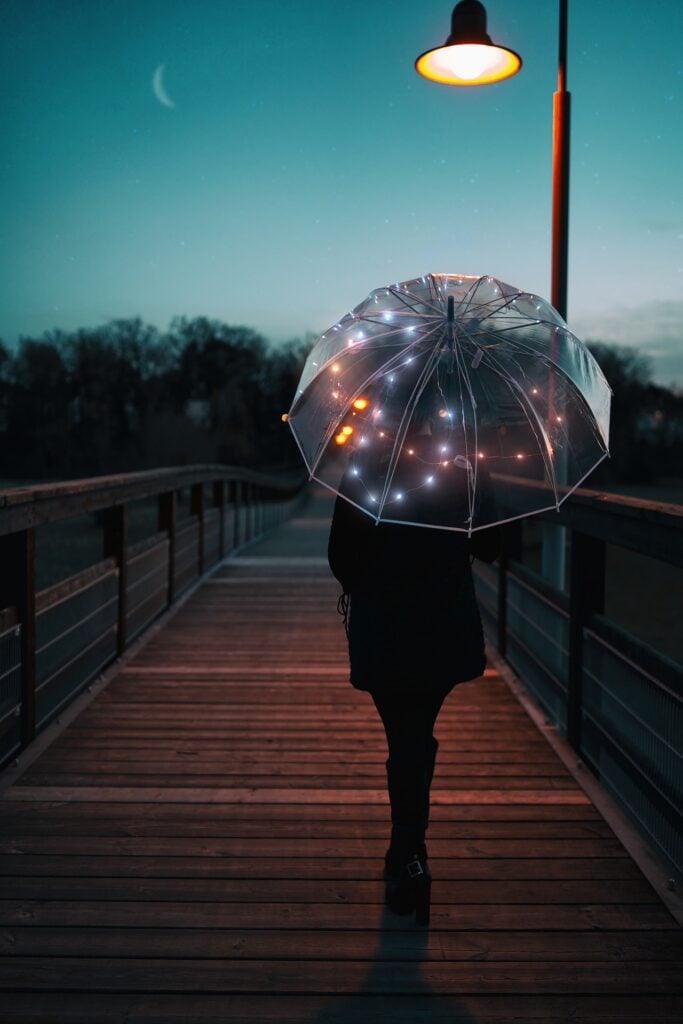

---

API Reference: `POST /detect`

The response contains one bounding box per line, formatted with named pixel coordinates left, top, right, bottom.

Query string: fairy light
left=516, top=453, right=524, bottom=460
left=335, top=433, right=348, bottom=445
left=426, top=475, right=435, bottom=484
left=341, top=425, right=353, bottom=436
left=352, top=398, right=369, bottom=410
left=281, top=413, right=288, bottom=422
left=531, top=388, right=539, bottom=395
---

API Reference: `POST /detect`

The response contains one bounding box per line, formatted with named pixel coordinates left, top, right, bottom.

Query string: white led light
left=426, top=475, right=434, bottom=484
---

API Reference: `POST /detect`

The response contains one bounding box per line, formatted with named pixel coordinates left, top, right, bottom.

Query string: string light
left=352, top=398, right=369, bottom=410
left=341, top=425, right=353, bottom=436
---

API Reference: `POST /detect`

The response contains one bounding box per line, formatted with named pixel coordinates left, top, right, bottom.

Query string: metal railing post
left=158, top=490, right=177, bottom=606
left=191, top=483, right=204, bottom=574
left=498, top=520, right=522, bottom=657
left=214, top=480, right=225, bottom=558
left=567, top=530, right=606, bottom=749
left=0, top=529, right=37, bottom=747
left=102, top=504, right=128, bottom=656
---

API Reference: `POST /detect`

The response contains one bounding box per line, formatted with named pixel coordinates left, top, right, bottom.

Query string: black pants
left=370, top=688, right=448, bottom=849
left=370, top=688, right=448, bottom=763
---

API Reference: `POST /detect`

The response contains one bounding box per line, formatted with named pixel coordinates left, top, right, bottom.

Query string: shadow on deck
left=0, top=486, right=681, bottom=1022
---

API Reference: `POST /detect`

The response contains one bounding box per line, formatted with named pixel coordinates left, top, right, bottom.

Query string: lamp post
left=415, top=0, right=570, bottom=587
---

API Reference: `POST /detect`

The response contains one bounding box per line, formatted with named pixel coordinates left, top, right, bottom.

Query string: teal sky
left=2, top=0, right=682, bottom=385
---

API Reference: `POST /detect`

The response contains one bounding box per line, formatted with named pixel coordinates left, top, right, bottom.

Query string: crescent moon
left=152, top=64, right=176, bottom=109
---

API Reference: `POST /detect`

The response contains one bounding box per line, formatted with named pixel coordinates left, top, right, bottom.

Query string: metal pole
left=542, top=0, right=570, bottom=591
left=551, top=0, right=570, bottom=319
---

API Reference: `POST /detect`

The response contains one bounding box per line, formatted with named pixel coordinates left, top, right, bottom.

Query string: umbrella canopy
left=287, top=273, right=611, bottom=531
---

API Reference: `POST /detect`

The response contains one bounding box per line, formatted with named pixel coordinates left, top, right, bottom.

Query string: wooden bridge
left=0, top=472, right=682, bottom=1022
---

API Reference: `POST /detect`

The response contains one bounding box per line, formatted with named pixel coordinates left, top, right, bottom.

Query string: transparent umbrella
left=287, top=273, right=611, bottom=532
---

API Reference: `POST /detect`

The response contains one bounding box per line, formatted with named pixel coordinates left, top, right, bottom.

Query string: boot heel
left=415, top=874, right=431, bottom=926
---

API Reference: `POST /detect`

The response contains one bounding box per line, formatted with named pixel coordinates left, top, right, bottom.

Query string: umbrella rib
left=449, top=326, right=478, bottom=532
left=480, top=347, right=561, bottom=504
left=375, top=323, right=447, bottom=521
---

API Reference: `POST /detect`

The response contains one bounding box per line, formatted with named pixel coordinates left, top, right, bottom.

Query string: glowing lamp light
left=352, top=398, right=369, bottom=411
left=415, top=0, right=521, bottom=86
left=281, top=413, right=288, bottom=422
left=341, top=425, right=354, bottom=436
left=331, top=363, right=341, bottom=374
left=335, top=433, right=349, bottom=445
left=516, top=453, right=524, bottom=460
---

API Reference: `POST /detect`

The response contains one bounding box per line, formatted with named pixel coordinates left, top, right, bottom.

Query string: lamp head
left=416, top=0, right=522, bottom=86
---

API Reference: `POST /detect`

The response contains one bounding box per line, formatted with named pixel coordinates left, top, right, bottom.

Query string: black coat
left=327, top=462, right=502, bottom=696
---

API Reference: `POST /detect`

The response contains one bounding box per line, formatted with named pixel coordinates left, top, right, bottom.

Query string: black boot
left=383, top=736, right=438, bottom=925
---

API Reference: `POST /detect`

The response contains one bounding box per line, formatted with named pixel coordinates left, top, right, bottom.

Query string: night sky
left=2, top=0, right=681, bottom=385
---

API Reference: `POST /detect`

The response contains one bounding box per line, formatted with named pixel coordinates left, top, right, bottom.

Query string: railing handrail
left=0, top=464, right=307, bottom=537
left=491, top=473, right=683, bottom=567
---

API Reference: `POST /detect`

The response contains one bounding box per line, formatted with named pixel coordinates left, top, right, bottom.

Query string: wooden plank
left=0, top=899, right=676, bottom=930
left=0, top=833, right=632, bottom=858
left=4, top=786, right=592, bottom=804
left=0, top=993, right=682, bottom=1024
left=0, top=877, right=660, bottom=903
left=0, top=854, right=640, bottom=880
left=1, top=926, right=680, bottom=961
left=1, top=991, right=683, bottom=1024
left=0, top=957, right=682, bottom=994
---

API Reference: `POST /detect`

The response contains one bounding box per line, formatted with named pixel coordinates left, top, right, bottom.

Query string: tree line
left=0, top=318, right=680, bottom=485
left=0, top=317, right=310, bottom=481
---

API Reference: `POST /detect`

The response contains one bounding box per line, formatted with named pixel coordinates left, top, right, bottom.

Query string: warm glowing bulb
left=341, top=425, right=353, bottom=436
left=331, top=363, right=340, bottom=374
left=281, top=413, right=288, bottom=422
left=531, top=388, right=539, bottom=395
left=477, top=452, right=485, bottom=459
left=516, top=453, right=524, bottom=460
left=407, top=448, right=414, bottom=455
left=352, top=398, right=369, bottom=411
left=416, top=43, right=521, bottom=86
left=335, top=433, right=348, bottom=445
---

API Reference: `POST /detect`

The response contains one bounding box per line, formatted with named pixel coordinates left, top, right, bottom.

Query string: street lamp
left=415, top=0, right=522, bottom=85
left=415, top=0, right=570, bottom=321
left=415, top=0, right=571, bottom=587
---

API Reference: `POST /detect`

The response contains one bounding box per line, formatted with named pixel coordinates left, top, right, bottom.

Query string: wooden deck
left=0, top=486, right=681, bottom=1022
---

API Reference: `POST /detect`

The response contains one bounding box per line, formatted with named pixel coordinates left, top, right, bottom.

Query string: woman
left=327, top=401, right=502, bottom=926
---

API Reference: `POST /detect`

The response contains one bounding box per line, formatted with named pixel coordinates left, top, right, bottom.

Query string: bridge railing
left=0, top=465, right=306, bottom=769
left=474, top=476, right=683, bottom=875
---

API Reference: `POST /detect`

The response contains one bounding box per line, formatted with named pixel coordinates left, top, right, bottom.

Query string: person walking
left=327, top=401, right=502, bottom=926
